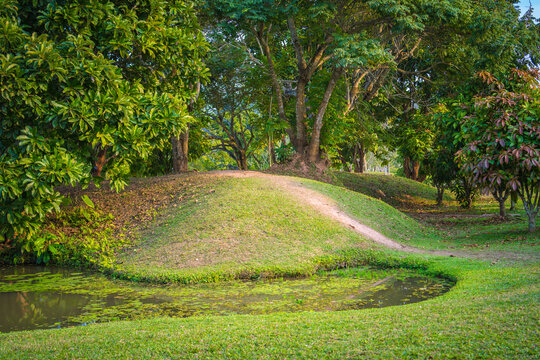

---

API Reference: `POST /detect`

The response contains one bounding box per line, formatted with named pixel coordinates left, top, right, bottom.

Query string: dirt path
left=209, top=170, right=540, bottom=262
left=208, top=170, right=466, bottom=257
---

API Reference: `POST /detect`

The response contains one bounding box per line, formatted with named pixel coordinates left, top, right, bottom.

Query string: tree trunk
left=519, top=191, right=538, bottom=233
left=93, top=146, right=107, bottom=177
left=403, top=156, right=412, bottom=179
left=239, top=151, right=248, bottom=171
left=171, top=129, right=189, bottom=173
left=295, top=79, right=308, bottom=153
left=491, top=188, right=510, bottom=217
left=411, top=160, right=420, bottom=181
left=354, top=143, right=366, bottom=173
left=270, top=145, right=277, bottom=165
left=403, top=157, right=419, bottom=180
left=258, top=31, right=290, bottom=140
left=286, top=17, right=332, bottom=158
left=510, top=191, right=518, bottom=211
left=307, top=68, right=341, bottom=162
left=498, top=198, right=507, bottom=217
left=436, top=186, right=445, bottom=206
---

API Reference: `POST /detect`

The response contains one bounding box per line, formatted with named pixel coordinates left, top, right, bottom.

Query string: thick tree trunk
left=286, top=17, right=332, bottom=159
left=307, top=68, right=341, bottom=162
left=436, top=186, right=445, bottom=206
left=529, top=214, right=536, bottom=232
left=403, top=156, right=420, bottom=180
left=171, top=129, right=189, bottom=173
left=354, top=143, right=366, bottom=173
left=237, top=150, right=248, bottom=171
left=403, top=156, right=412, bottom=179
left=258, top=31, right=290, bottom=139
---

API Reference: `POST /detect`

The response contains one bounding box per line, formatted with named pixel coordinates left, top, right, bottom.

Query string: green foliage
left=430, top=97, right=480, bottom=208
left=9, top=201, right=125, bottom=268
left=48, top=206, right=126, bottom=268
left=332, top=32, right=395, bottom=69
left=0, top=0, right=208, bottom=256
left=392, top=110, right=436, bottom=162
left=274, top=142, right=295, bottom=163
left=449, top=179, right=479, bottom=209
left=199, top=34, right=269, bottom=170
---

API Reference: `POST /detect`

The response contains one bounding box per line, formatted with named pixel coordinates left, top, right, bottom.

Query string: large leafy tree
left=205, top=0, right=516, bottom=165
left=0, top=0, right=207, bottom=251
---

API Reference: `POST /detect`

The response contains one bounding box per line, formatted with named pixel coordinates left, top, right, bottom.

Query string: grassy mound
left=114, top=175, right=386, bottom=283
left=20, top=172, right=535, bottom=281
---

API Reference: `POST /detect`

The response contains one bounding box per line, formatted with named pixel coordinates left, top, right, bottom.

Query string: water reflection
left=0, top=292, right=95, bottom=332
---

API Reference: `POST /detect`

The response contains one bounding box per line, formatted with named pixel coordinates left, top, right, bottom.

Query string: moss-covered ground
left=0, top=172, right=538, bottom=359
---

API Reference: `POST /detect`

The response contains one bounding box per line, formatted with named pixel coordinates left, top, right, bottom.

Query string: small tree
left=424, top=144, right=457, bottom=206
left=204, top=110, right=261, bottom=170
left=457, top=69, right=539, bottom=231
left=432, top=99, right=481, bottom=209
left=199, top=37, right=267, bottom=170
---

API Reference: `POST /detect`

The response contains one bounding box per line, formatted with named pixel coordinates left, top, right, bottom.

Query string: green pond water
left=0, top=266, right=452, bottom=332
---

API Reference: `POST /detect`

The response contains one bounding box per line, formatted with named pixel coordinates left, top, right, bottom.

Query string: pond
left=0, top=266, right=452, bottom=332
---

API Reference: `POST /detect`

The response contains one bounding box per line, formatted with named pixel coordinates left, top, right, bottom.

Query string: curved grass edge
left=99, top=247, right=458, bottom=285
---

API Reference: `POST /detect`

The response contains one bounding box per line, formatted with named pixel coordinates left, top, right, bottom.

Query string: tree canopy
left=204, top=0, right=536, bottom=166
left=0, top=0, right=208, bottom=249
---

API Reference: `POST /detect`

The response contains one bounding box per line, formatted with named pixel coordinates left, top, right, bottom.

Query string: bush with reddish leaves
left=457, top=69, right=539, bottom=231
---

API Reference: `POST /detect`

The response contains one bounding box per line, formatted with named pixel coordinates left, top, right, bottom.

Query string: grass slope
left=0, top=173, right=538, bottom=359
left=302, top=178, right=539, bottom=258
left=334, top=172, right=450, bottom=209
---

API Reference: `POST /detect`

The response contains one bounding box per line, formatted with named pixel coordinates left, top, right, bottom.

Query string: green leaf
left=81, top=195, right=95, bottom=209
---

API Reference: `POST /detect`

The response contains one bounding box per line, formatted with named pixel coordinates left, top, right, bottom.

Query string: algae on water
left=0, top=266, right=452, bottom=332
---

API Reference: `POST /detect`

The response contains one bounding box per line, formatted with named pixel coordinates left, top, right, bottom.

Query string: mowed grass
left=0, top=172, right=538, bottom=359
left=115, top=176, right=374, bottom=283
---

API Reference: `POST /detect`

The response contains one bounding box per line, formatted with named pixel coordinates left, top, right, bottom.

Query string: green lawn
left=1, top=259, right=537, bottom=359
left=0, top=172, right=538, bottom=359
